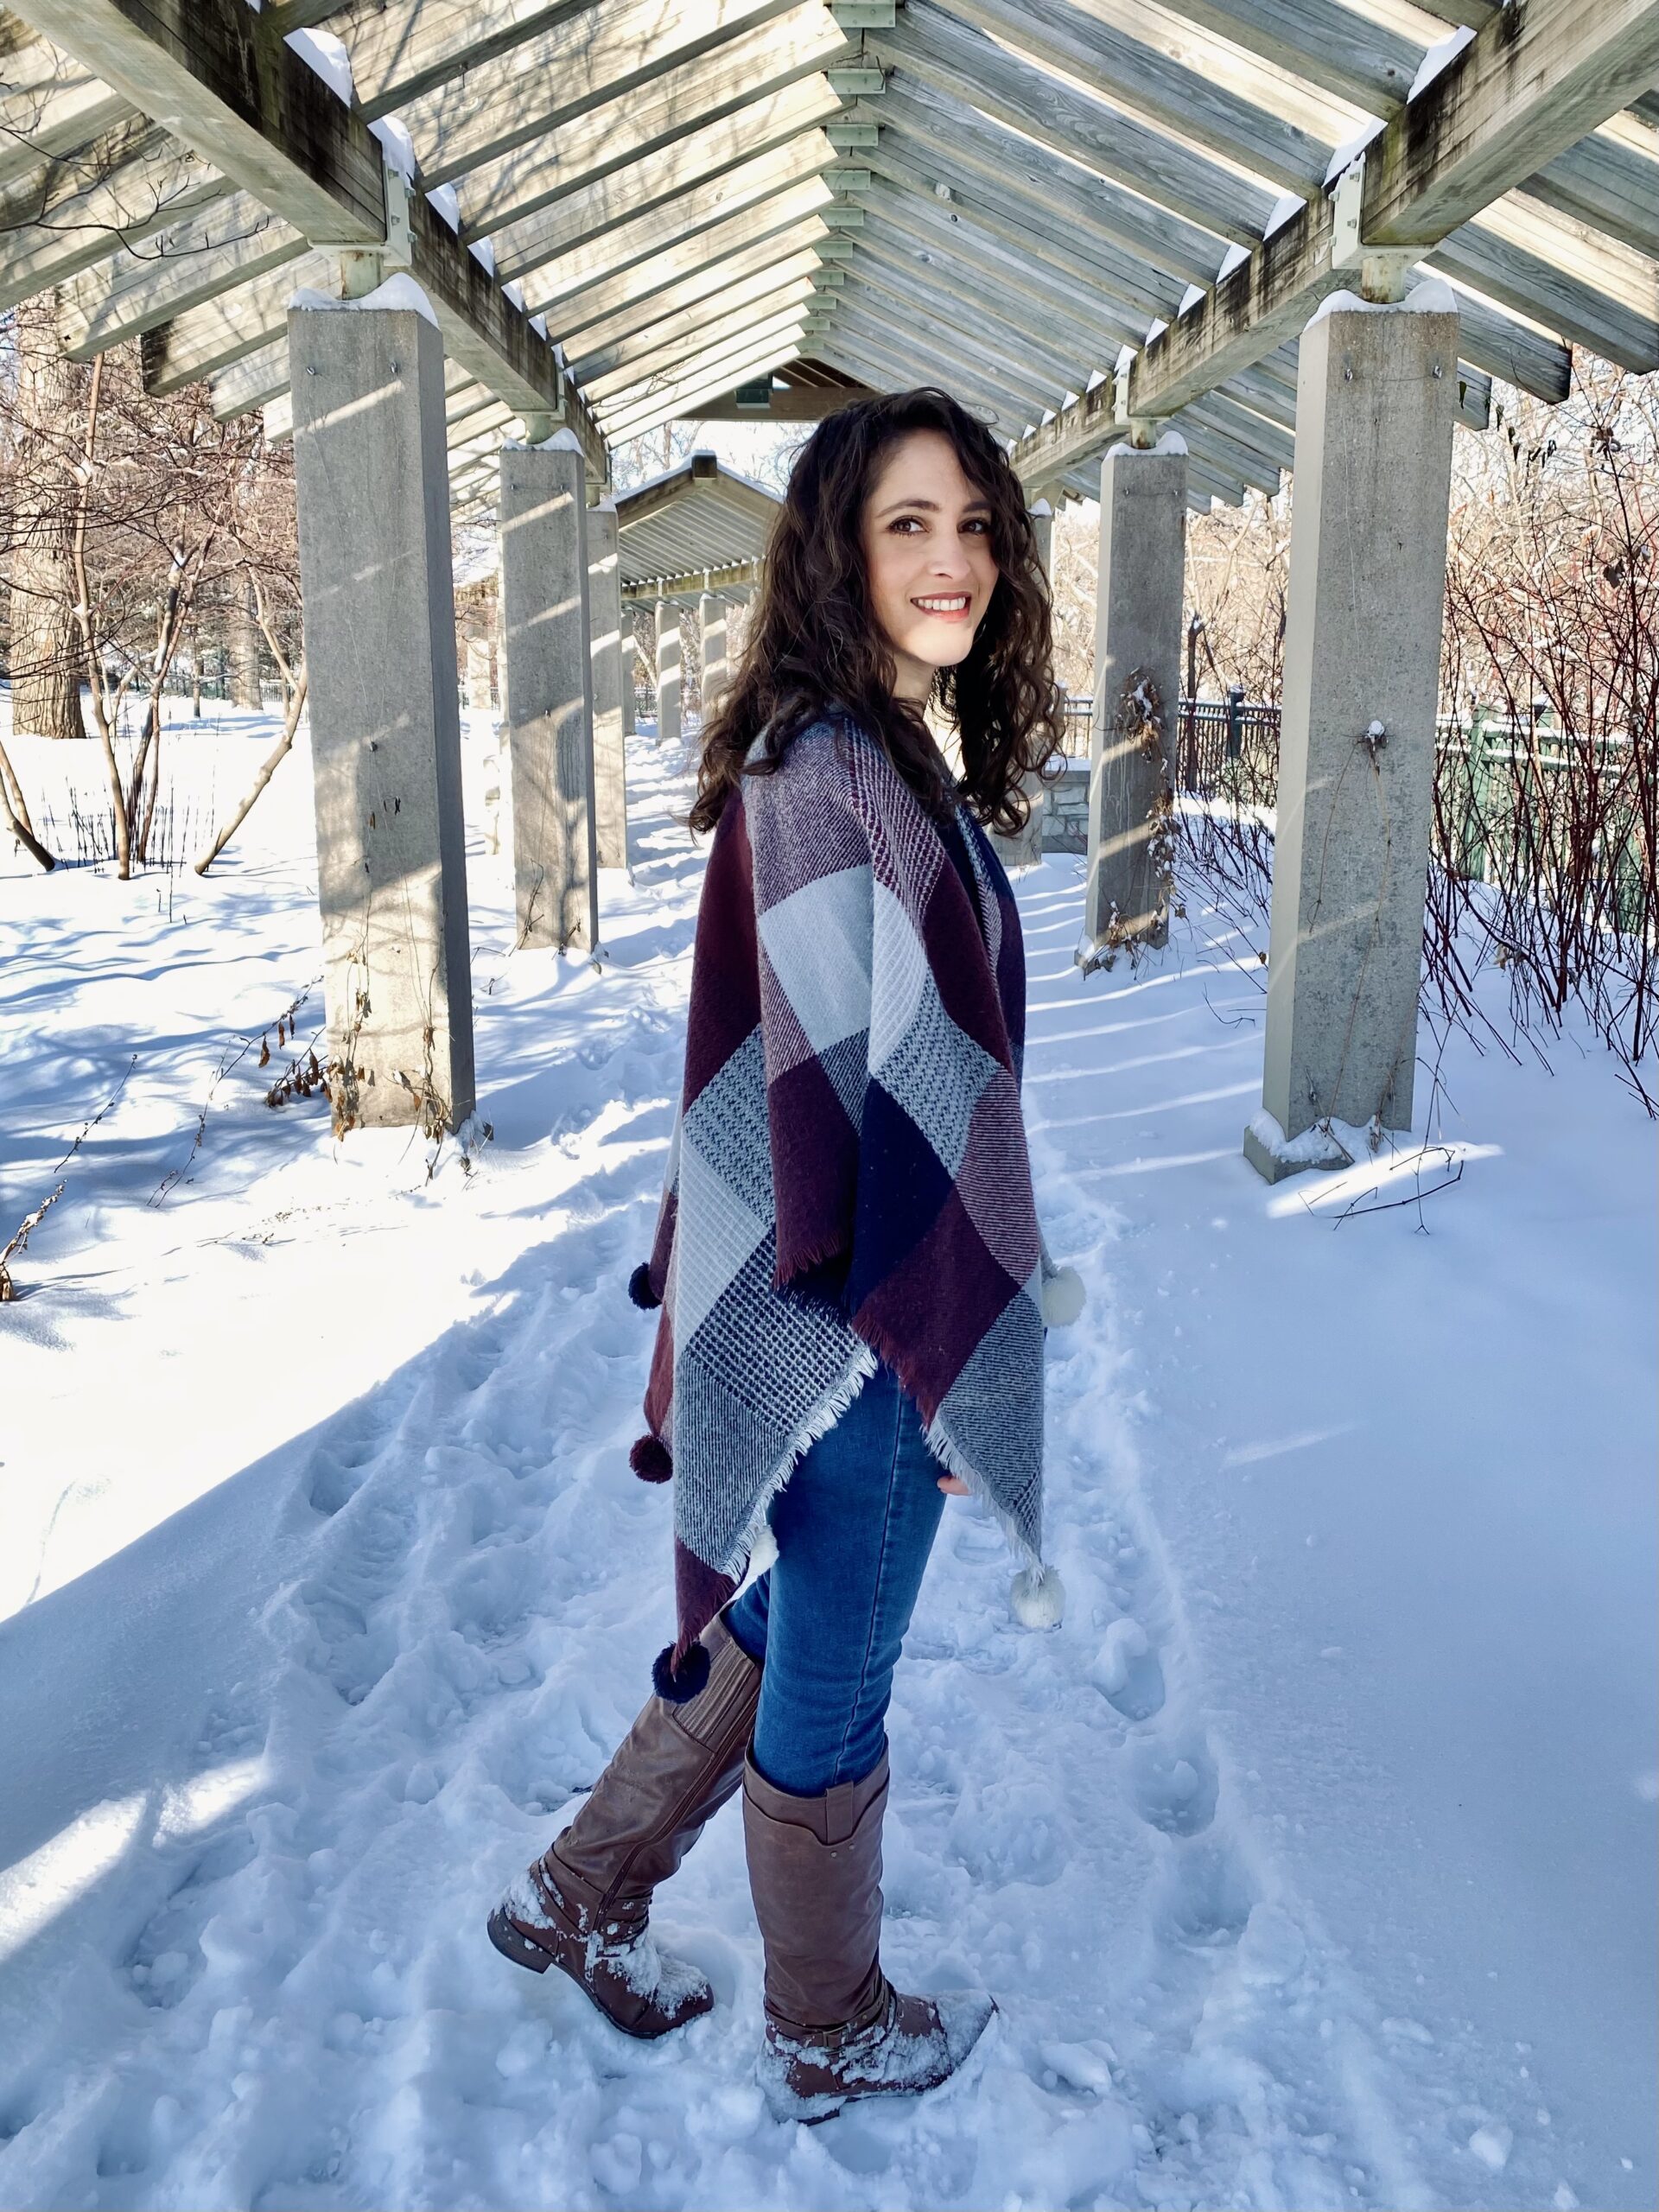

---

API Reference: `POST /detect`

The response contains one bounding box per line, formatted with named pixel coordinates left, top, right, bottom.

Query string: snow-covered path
left=2, top=718, right=1652, bottom=2211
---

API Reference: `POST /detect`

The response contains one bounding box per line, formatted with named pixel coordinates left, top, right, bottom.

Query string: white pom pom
left=1011, top=1564, right=1065, bottom=1630
left=1041, top=1264, right=1085, bottom=1328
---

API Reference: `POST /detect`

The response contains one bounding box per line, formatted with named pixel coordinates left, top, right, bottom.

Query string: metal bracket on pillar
left=1331, top=157, right=1415, bottom=303
left=383, top=165, right=414, bottom=271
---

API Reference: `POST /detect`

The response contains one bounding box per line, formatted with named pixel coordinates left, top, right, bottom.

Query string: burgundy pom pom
left=652, top=1640, right=710, bottom=1703
left=627, top=1262, right=661, bottom=1310
left=630, top=1433, right=672, bottom=1484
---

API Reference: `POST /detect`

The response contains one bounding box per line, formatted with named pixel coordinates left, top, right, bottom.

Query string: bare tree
left=3, top=296, right=88, bottom=741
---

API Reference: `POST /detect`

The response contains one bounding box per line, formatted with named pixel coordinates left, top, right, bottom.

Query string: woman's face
left=859, top=429, right=1000, bottom=703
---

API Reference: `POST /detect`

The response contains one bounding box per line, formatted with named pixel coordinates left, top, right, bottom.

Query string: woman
left=489, top=387, right=1082, bottom=2121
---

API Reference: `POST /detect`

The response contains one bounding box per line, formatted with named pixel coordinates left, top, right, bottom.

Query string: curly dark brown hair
left=686, top=386, right=1067, bottom=836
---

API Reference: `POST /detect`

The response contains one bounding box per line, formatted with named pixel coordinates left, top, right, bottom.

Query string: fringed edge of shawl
left=715, top=1337, right=880, bottom=1585
left=653, top=1339, right=880, bottom=1701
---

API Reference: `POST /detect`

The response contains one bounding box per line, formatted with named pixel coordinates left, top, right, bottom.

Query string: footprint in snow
left=1089, top=1615, right=1167, bottom=1723
left=1130, top=1735, right=1219, bottom=1837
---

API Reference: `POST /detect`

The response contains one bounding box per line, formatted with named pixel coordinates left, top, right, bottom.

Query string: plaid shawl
left=628, top=715, right=1058, bottom=1699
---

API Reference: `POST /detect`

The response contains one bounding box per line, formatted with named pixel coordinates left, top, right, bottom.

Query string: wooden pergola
left=4, top=0, right=1656, bottom=1170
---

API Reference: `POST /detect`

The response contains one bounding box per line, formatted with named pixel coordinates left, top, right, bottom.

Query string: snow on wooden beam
left=13, top=0, right=386, bottom=245
left=1014, top=0, right=1637, bottom=478
left=1363, top=0, right=1659, bottom=248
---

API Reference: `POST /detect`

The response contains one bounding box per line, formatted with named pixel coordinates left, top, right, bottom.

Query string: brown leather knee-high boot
left=488, top=1616, right=762, bottom=2037
left=741, top=1747, right=995, bottom=2120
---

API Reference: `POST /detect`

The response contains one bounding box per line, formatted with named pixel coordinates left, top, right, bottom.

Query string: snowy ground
left=2, top=708, right=1653, bottom=2212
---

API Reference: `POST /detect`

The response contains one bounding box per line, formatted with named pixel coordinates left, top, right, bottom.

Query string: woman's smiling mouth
left=912, top=593, right=972, bottom=619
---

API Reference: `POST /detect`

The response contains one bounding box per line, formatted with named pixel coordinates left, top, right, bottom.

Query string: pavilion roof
left=3, top=0, right=1655, bottom=517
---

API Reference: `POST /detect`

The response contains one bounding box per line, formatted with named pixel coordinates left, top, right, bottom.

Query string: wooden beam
left=1431, top=217, right=1658, bottom=372
left=855, top=194, right=1143, bottom=358
left=804, top=329, right=1033, bottom=437
left=55, top=190, right=306, bottom=355
left=1013, top=0, right=1636, bottom=478
left=143, top=248, right=334, bottom=390
left=828, top=295, right=1065, bottom=416
left=582, top=280, right=819, bottom=401
left=12, top=0, right=386, bottom=244
left=398, top=0, right=823, bottom=188
left=319, top=0, right=581, bottom=115
left=671, top=372, right=872, bottom=418
left=862, top=136, right=1182, bottom=324
left=0, top=120, right=227, bottom=307
left=931, top=0, right=1328, bottom=194
left=872, top=1, right=1268, bottom=243
left=807, top=316, right=1040, bottom=429
left=565, top=247, right=826, bottom=381
left=11, top=0, right=588, bottom=450
left=451, top=10, right=849, bottom=238
left=1363, top=0, right=1659, bottom=247
left=875, top=71, right=1222, bottom=293
left=839, top=264, right=1093, bottom=397
left=851, top=215, right=1138, bottom=366
left=1162, top=0, right=1421, bottom=113
left=560, top=224, right=835, bottom=364
left=485, top=76, right=839, bottom=269
left=601, top=326, right=810, bottom=440
left=597, top=308, right=812, bottom=426
left=0, top=17, right=135, bottom=189
left=537, top=200, right=831, bottom=335
left=505, top=141, right=836, bottom=303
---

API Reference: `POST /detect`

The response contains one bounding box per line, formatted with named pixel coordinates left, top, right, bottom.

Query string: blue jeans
left=725, top=1359, right=947, bottom=1798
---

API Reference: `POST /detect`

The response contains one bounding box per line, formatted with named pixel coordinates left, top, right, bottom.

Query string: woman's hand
left=937, top=1474, right=971, bottom=1495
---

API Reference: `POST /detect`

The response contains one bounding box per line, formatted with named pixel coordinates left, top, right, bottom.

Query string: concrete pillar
left=655, top=597, right=682, bottom=747
left=499, top=434, right=600, bottom=952
left=1079, top=442, right=1186, bottom=967
left=1243, top=289, right=1459, bottom=1183
left=699, top=592, right=728, bottom=722
left=995, top=498, right=1055, bottom=871
left=620, top=605, right=636, bottom=739
left=587, top=499, right=626, bottom=868
left=288, top=295, right=474, bottom=1136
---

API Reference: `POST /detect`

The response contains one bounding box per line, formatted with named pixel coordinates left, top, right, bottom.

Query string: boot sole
left=485, top=1908, right=696, bottom=2042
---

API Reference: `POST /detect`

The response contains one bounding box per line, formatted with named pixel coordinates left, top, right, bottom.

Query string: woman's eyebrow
left=874, top=495, right=993, bottom=518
